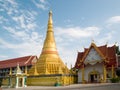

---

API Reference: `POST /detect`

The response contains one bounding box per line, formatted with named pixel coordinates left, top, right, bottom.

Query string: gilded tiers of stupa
left=29, top=11, right=69, bottom=75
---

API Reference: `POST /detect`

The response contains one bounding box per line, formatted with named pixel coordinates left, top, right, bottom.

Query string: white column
left=22, top=77, right=24, bottom=87
left=15, top=77, right=19, bottom=88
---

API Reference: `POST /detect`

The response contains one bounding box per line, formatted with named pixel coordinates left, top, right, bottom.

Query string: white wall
left=78, top=63, right=104, bottom=83
left=78, top=69, right=82, bottom=83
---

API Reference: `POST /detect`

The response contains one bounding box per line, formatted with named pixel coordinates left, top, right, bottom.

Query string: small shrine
left=9, top=64, right=27, bottom=88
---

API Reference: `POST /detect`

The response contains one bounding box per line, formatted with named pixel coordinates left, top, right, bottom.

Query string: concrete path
left=1, top=83, right=120, bottom=90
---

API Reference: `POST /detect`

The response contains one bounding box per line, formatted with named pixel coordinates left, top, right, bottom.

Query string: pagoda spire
left=41, top=10, right=58, bottom=56
left=28, top=10, right=69, bottom=75
left=48, top=10, right=53, bottom=29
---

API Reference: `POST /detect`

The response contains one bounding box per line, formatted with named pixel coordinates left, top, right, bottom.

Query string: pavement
left=1, top=83, right=120, bottom=90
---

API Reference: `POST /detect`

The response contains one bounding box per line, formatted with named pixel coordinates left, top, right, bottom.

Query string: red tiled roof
left=75, top=52, right=84, bottom=69
left=107, top=46, right=117, bottom=67
left=0, top=55, right=38, bottom=69
left=74, top=44, right=117, bottom=69
left=98, top=45, right=107, bottom=56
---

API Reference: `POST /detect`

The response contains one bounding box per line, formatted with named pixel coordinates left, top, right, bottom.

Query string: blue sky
left=0, top=0, right=120, bottom=68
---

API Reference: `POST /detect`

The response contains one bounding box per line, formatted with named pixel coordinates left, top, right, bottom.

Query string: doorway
left=90, top=74, right=97, bottom=83
left=89, top=70, right=100, bottom=83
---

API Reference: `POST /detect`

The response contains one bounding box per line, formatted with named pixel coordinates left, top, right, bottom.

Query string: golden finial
left=49, top=10, right=52, bottom=20
left=91, top=39, right=94, bottom=43
left=49, top=9, right=52, bottom=15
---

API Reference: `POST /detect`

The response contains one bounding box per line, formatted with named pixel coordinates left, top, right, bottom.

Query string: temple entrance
left=89, top=70, right=100, bottom=83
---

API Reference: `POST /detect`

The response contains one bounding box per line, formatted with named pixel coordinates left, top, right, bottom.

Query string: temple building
left=74, top=42, right=120, bottom=83
left=0, top=55, right=37, bottom=77
left=0, top=55, right=38, bottom=87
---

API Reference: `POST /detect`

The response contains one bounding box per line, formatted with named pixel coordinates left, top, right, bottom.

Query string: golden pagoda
left=28, top=10, right=69, bottom=75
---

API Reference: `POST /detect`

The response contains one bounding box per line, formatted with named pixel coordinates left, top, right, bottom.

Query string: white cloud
left=96, top=31, right=114, bottom=46
left=3, top=26, right=43, bottom=42
left=0, top=36, right=42, bottom=58
left=0, top=55, right=8, bottom=60
left=54, top=26, right=100, bottom=68
left=55, top=26, right=100, bottom=38
left=0, top=38, right=7, bottom=47
left=40, top=0, right=46, bottom=4
left=7, top=0, right=18, bottom=6
left=0, top=38, right=20, bottom=49
left=107, top=16, right=120, bottom=24
left=57, top=45, right=77, bottom=68
left=0, top=0, right=18, bottom=15
left=0, top=0, right=44, bottom=60
left=32, top=0, right=49, bottom=10
left=64, top=19, right=71, bottom=23
left=0, top=16, right=8, bottom=24
left=13, top=15, right=25, bottom=27
left=0, top=0, right=37, bottom=31
left=12, top=12, right=37, bottom=31
left=31, top=32, right=39, bottom=40
left=3, top=26, right=30, bottom=41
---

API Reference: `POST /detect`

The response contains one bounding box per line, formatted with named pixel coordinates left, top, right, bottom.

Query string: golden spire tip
left=49, top=10, right=52, bottom=16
